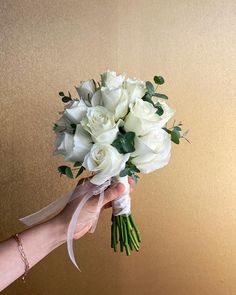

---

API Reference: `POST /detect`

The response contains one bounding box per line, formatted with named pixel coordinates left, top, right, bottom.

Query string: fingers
left=78, top=176, right=135, bottom=192
left=128, top=176, right=134, bottom=192
left=128, top=176, right=134, bottom=185
left=103, top=178, right=135, bottom=208
left=103, top=183, right=125, bottom=205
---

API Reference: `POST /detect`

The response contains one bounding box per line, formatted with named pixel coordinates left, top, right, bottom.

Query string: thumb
left=103, top=183, right=125, bottom=205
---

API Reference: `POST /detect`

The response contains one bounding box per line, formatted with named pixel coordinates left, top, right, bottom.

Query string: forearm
left=0, top=219, right=65, bottom=291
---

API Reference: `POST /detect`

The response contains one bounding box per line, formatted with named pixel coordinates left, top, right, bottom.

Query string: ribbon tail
left=19, top=179, right=111, bottom=271
left=89, top=190, right=104, bottom=234
left=19, top=190, right=74, bottom=226
left=66, top=189, right=106, bottom=270
left=66, top=192, right=95, bottom=271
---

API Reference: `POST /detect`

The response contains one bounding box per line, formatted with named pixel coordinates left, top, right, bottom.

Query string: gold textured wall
left=1, top=0, right=236, bottom=294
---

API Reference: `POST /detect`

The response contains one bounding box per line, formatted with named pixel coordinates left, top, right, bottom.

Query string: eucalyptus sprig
left=142, top=75, right=168, bottom=115
left=112, top=131, right=135, bottom=154
left=120, top=160, right=140, bottom=183
left=163, top=121, right=190, bottom=144
left=59, top=91, right=73, bottom=103
left=58, top=161, right=85, bottom=179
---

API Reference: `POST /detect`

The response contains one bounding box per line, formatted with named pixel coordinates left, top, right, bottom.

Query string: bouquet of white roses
left=53, top=70, right=188, bottom=256
left=20, top=70, right=188, bottom=269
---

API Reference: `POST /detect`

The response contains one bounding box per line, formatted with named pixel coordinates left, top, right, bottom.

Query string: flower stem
left=129, top=215, right=141, bottom=243
left=111, top=214, right=141, bottom=255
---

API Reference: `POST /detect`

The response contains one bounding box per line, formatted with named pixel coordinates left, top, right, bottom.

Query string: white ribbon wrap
left=19, top=175, right=131, bottom=270
left=112, top=176, right=131, bottom=216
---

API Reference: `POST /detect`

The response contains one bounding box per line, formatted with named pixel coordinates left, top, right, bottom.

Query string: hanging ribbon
left=19, top=179, right=111, bottom=270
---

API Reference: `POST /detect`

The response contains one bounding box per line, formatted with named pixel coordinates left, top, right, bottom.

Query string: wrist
left=45, top=217, right=67, bottom=246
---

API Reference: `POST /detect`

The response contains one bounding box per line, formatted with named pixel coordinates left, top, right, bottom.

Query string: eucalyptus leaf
left=58, top=166, right=68, bottom=174
left=171, top=130, right=180, bottom=144
left=62, top=96, right=71, bottom=103
left=154, top=76, right=165, bottom=85
left=146, top=81, right=155, bottom=95
left=131, top=174, right=139, bottom=183
left=75, top=166, right=85, bottom=178
left=119, top=169, right=129, bottom=177
left=142, top=93, right=154, bottom=105
left=112, top=132, right=135, bottom=154
left=156, top=105, right=164, bottom=116
left=65, top=167, right=74, bottom=178
left=120, top=161, right=140, bottom=182
left=173, top=126, right=181, bottom=131
left=153, top=93, right=168, bottom=100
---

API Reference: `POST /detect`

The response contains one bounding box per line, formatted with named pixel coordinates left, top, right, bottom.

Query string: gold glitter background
left=0, top=1, right=236, bottom=294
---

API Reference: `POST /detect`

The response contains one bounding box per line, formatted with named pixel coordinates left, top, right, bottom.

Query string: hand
left=52, top=177, right=134, bottom=242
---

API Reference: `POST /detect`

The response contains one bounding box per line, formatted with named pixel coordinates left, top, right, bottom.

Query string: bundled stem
left=111, top=214, right=141, bottom=255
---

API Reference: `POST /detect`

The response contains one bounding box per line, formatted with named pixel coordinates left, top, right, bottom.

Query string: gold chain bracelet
left=12, top=233, right=30, bottom=281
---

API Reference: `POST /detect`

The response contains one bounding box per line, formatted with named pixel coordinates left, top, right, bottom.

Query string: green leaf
left=124, top=131, right=135, bottom=141
left=142, top=93, right=154, bottom=105
left=146, top=81, right=155, bottom=95
left=155, top=104, right=164, bottom=116
left=59, top=91, right=64, bottom=96
left=120, top=161, right=140, bottom=183
left=65, top=167, right=74, bottom=178
left=62, top=96, right=71, bottom=103
left=131, top=173, right=139, bottom=183
left=123, top=143, right=135, bottom=153
left=171, top=130, right=180, bottom=144
left=154, top=76, right=165, bottom=85
left=58, top=166, right=74, bottom=178
left=173, top=126, right=181, bottom=131
left=153, top=93, right=168, bottom=100
left=112, top=132, right=136, bottom=154
left=75, top=166, right=85, bottom=178
left=126, top=162, right=140, bottom=173
left=119, top=169, right=129, bottom=177
left=58, top=166, right=68, bottom=174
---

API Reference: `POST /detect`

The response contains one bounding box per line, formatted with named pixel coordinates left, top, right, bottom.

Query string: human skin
left=0, top=177, right=134, bottom=291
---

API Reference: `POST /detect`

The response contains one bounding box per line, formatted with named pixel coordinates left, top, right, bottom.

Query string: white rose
left=81, top=106, right=122, bottom=144
left=124, top=78, right=146, bottom=103
left=101, top=70, right=125, bottom=89
left=124, top=99, right=174, bottom=136
left=54, top=124, right=92, bottom=162
left=64, top=99, right=87, bottom=124
left=100, top=87, right=129, bottom=120
left=83, top=143, right=129, bottom=185
left=75, top=80, right=95, bottom=104
left=131, top=127, right=171, bottom=173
